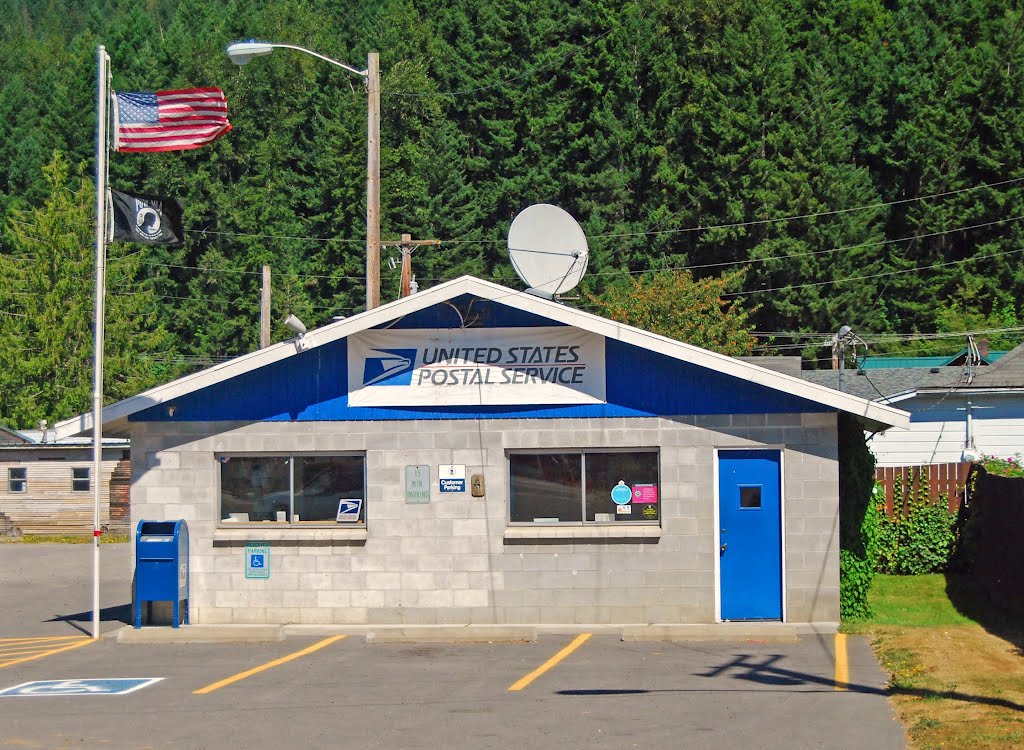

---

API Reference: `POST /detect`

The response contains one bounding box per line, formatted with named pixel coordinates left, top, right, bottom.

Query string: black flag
left=110, top=188, right=184, bottom=245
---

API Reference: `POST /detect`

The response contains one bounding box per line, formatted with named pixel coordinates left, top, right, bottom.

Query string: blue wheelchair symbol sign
left=245, top=543, right=270, bottom=579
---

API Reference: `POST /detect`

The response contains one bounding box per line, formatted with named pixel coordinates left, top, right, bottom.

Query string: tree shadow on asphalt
left=46, top=603, right=132, bottom=635
left=557, top=651, right=1024, bottom=712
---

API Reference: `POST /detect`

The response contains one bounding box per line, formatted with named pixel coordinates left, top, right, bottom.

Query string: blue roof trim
left=131, top=316, right=830, bottom=424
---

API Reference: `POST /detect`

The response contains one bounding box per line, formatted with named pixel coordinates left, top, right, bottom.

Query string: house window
left=219, top=454, right=366, bottom=526
left=509, top=450, right=660, bottom=524
left=8, top=467, right=26, bottom=493
left=72, top=467, right=91, bottom=492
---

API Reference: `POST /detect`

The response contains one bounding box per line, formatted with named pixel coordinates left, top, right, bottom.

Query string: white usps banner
left=348, top=327, right=606, bottom=407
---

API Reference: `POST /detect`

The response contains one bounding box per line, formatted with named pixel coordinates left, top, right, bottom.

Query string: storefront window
left=219, top=454, right=365, bottom=525
left=509, top=450, right=660, bottom=524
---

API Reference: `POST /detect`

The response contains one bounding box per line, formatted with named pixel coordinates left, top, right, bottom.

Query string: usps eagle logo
left=362, top=349, right=417, bottom=386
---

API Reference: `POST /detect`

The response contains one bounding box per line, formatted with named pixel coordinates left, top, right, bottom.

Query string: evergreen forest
left=2, top=0, right=1023, bottom=427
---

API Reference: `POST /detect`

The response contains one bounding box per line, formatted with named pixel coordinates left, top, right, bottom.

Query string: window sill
left=213, top=526, right=367, bottom=546
left=503, top=525, right=661, bottom=544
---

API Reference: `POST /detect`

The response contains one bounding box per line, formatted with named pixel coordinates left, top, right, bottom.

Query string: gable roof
left=0, top=424, right=31, bottom=445
left=54, top=276, right=909, bottom=439
left=969, top=341, right=1024, bottom=387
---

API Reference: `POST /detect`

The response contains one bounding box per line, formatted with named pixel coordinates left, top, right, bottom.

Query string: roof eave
left=54, top=275, right=910, bottom=437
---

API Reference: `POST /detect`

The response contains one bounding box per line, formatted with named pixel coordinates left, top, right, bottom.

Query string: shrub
left=839, top=413, right=880, bottom=620
left=979, top=453, right=1024, bottom=478
left=876, top=469, right=956, bottom=575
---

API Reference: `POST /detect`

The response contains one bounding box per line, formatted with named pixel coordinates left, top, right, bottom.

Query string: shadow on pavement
left=558, top=650, right=1024, bottom=712
left=47, top=603, right=132, bottom=635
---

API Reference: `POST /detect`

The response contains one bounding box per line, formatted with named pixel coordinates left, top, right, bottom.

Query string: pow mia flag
left=110, top=188, right=184, bottom=245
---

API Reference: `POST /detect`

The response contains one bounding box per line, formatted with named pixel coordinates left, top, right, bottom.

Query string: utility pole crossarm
left=382, top=235, right=440, bottom=299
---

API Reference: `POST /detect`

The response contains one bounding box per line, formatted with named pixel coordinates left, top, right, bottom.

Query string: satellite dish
left=507, top=204, right=589, bottom=298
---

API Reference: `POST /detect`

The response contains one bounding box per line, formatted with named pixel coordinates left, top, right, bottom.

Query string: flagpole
left=91, top=44, right=111, bottom=640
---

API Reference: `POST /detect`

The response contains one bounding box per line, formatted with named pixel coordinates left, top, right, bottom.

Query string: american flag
left=114, top=88, right=231, bottom=152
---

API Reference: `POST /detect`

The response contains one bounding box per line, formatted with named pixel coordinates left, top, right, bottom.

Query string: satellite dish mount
left=507, top=204, right=589, bottom=299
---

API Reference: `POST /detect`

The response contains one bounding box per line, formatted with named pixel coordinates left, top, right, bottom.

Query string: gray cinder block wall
left=129, top=412, right=839, bottom=626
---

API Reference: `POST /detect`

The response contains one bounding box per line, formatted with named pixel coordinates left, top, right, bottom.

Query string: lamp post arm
left=270, top=43, right=368, bottom=77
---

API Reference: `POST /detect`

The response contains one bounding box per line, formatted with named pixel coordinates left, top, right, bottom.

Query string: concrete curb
left=283, top=624, right=537, bottom=643
left=622, top=622, right=837, bottom=642
left=112, top=621, right=839, bottom=644
left=115, top=624, right=284, bottom=643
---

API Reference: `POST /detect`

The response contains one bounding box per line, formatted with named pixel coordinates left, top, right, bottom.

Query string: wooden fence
left=966, top=473, right=1024, bottom=615
left=874, top=462, right=970, bottom=515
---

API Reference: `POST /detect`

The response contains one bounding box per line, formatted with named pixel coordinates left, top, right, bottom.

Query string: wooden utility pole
left=260, top=265, right=271, bottom=348
left=381, top=235, right=440, bottom=298
left=366, top=51, right=381, bottom=310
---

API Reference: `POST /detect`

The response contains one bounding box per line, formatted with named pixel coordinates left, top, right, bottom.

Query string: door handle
left=720, top=543, right=727, bottom=553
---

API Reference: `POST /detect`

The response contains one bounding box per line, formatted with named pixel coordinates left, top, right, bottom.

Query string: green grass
left=3, top=533, right=131, bottom=544
left=865, top=574, right=978, bottom=628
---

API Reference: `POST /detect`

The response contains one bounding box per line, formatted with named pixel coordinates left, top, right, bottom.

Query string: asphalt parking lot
left=0, top=543, right=907, bottom=749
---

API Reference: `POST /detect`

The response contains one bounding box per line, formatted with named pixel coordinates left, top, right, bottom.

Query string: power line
left=644, top=5, right=918, bottom=236
left=167, top=174, right=1024, bottom=250
left=598, top=177, right=1024, bottom=243
left=722, top=246, right=1024, bottom=299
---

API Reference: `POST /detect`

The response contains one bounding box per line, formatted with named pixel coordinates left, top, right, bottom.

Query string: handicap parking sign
left=245, top=543, right=270, bottom=579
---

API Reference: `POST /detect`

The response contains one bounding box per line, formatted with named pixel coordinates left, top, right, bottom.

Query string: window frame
left=72, top=467, right=91, bottom=493
left=216, top=452, right=367, bottom=528
left=507, top=448, right=661, bottom=526
left=8, top=467, right=27, bottom=493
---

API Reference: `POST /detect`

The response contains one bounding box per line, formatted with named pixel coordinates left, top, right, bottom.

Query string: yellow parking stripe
left=0, top=636, right=86, bottom=644
left=193, top=635, right=346, bottom=695
left=508, top=633, right=591, bottom=692
left=833, top=633, right=849, bottom=690
left=0, top=637, right=93, bottom=669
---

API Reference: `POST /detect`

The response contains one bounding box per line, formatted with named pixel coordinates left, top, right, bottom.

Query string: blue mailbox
left=134, top=519, right=189, bottom=628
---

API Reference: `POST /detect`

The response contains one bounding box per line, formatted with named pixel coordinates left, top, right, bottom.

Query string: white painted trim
left=712, top=449, right=722, bottom=623
left=54, top=275, right=909, bottom=439
left=779, top=448, right=788, bottom=624
left=887, top=386, right=1024, bottom=404
left=212, top=528, right=368, bottom=543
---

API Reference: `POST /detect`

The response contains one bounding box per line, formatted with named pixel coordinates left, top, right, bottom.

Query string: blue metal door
left=718, top=450, right=782, bottom=620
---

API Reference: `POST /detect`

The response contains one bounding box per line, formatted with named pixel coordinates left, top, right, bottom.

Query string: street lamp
left=226, top=41, right=381, bottom=310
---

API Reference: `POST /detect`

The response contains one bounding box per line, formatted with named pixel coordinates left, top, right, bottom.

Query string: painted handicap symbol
left=22, top=680, right=109, bottom=695
left=0, top=678, right=164, bottom=697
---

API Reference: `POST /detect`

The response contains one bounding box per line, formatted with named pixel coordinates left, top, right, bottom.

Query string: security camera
left=283, top=314, right=307, bottom=335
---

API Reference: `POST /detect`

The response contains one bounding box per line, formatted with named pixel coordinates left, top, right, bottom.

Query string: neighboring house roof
left=0, top=425, right=129, bottom=450
left=802, top=366, right=965, bottom=402
left=857, top=347, right=1007, bottom=370
left=54, top=276, right=909, bottom=439
left=804, top=341, right=1024, bottom=402
left=0, top=424, right=32, bottom=445
left=968, top=341, right=1024, bottom=388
